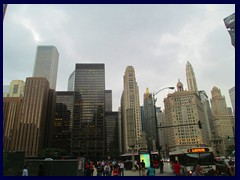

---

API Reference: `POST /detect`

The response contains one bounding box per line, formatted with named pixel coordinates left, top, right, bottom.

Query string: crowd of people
left=84, top=159, right=125, bottom=176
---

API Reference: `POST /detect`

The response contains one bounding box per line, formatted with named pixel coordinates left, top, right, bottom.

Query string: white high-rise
left=33, top=46, right=59, bottom=89
left=122, top=66, right=143, bottom=153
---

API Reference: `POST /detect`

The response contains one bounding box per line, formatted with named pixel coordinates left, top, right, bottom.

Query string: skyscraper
left=105, top=90, right=112, bottom=112
left=3, top=97, right=23, bottom=151
left=143, top=88, right=156, bottom=151
left=164, top=80, right=209, bottom=152
left=186, top=61, right=198, bottom=95
left=68, top=64, right=105, bottom=158
left=54, top=91, right=80, bottom=155
left=14, top=77, right=53, bottom=156
left=33, top=46, right=59, bottom=89
left=229, top=86, right=235, bottom=115
left=121, top=66, right=143, bottom=153
left=210, top=86, right=235, bottom=156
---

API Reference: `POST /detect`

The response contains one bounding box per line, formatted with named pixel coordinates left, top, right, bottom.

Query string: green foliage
left=39, top=148, right=67, bottom=158
left=226, top=145, right=235, bottom=156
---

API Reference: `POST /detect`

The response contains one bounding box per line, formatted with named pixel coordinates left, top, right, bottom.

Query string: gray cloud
left=3, top=4, right=235, bottom=111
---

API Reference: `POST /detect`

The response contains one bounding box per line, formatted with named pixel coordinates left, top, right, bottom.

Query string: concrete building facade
left=121, top=66, right=143, bottom=153
left=164, top=80, right=209, bottom=152
left=4, top=80, right=25, bottom=97
left=210, top=86, right=235, bottom=156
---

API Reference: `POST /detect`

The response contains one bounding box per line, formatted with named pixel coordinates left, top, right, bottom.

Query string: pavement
left=94, top=162, right=175, bottom=176
left=124, top=162, right=175, bottom=176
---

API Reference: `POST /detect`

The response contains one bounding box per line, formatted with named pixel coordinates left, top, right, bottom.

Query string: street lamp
left=153, top=87, right=174, bottom=159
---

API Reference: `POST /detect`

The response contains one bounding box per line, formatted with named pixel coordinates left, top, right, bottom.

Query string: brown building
left=13, top=77, right=54, bottom=157
left=3, top=97, right=23, bottom=151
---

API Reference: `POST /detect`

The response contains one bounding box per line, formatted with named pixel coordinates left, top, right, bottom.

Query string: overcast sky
left=3, top=4, right=235, bottom=111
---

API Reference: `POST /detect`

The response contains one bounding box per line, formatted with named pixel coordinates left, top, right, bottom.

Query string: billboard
left=139, top=150, right=151, bottom=168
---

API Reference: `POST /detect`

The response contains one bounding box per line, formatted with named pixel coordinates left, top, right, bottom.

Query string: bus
left=169, top=147, right=216, bottom=176
left=121, top=151, right=160, bottom=169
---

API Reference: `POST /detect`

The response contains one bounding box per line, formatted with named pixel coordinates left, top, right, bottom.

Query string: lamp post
left=153, top=87, right=174, bottom=159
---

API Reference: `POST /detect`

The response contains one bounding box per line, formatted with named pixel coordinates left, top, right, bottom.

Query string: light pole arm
left=153, top=87, right=175, bottom=97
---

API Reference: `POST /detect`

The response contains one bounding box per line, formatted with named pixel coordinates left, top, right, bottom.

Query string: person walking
left=112, top=163, right=120, bottom=176
left=119, top=160, right=124, bottom=176
left=22, top=165, right=29, bottom=176
left=192, top=164, right=203, bottom=176
left=140, top=160, right=146, bottom=176
left=173, top=160, right=181, bottom=176
left=146, top=163, right=155, bottom=176
left=159, top=160, right=164, bottom=174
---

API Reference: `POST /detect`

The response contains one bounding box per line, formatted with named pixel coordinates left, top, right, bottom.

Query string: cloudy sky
left=3, top=4, right=235, bottom=111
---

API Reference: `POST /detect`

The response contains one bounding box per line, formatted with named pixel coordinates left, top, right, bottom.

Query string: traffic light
left=198, top=121, right=202, bottom=129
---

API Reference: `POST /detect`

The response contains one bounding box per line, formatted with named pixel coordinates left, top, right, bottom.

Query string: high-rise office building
left=143, top=88, right=156, bottom=151
left=33, top=46, right=59, bottom=89
left=210, top=86, right=235, bottom=156
left=229, top=86, right=235, bottom=115
left=54, top=91, right=81, bottom=155
left=14, top=77, right=53, bottom=156
left=121, top=66, right=143, bottom=153
left=186, top=61, right=198, bottom=95
left=105, top=90, right=112, bottom=112
left=68, top=64, right=105, bottom=158
left=3, top=97, right=23, bottom=151
left=105, top=112, right=119, bottom=158
left=164, top=80, right=209, bottom=152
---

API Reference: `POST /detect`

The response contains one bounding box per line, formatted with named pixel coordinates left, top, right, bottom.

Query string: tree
left=225, top=145, right=235, bottom=157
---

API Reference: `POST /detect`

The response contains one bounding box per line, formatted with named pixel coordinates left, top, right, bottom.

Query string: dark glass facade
left=105, top=112, right=119, bottom=159
left=70, top=64, right=105, bottom=159
left=54, top=91, right=79, bottom=155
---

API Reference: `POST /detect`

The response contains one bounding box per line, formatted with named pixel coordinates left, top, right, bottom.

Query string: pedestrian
left=192, top=164, right=203, bottom=176
left=173, top=160, right=181, bottom=176
left=140, top=159, right=146, bottom=176
left=112, top=162, right=120, bottom=176
left=119, top=160, right=124, bottom=176
left=104, top=162, right=111, bottom=176
left=159, top=159, right=164, bottom=174
left=22, top=165, right=29, bottom=176
left=137, top=160, right=141, bottom=175
left=96, top=161, right=104, bottom=176
left=228, top=158, right=235, bottom=176
left=146, top=163, right=155, bottom=176
left=90, top=161, right=94, bottom=176
left=37, top=164, right=45, bottom=176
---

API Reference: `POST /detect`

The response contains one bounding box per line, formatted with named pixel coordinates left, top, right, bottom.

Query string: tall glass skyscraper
left=33, top=46, right=59, bottom=89
left=68, top=64, right=105, bottom=158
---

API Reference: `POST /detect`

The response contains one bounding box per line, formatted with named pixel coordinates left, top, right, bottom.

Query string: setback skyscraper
left=186, top=61, right=198, bottom=95
left=121, top=66, right=143, bottom=153
left=33, top=46, right=59, bottom=89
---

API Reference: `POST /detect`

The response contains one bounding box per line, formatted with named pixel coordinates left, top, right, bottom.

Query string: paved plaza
left=93, top=162, right=175, bottom=176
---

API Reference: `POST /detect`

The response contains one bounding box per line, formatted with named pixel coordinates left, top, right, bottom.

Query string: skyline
left=3, top=4, right=235, bottom=111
